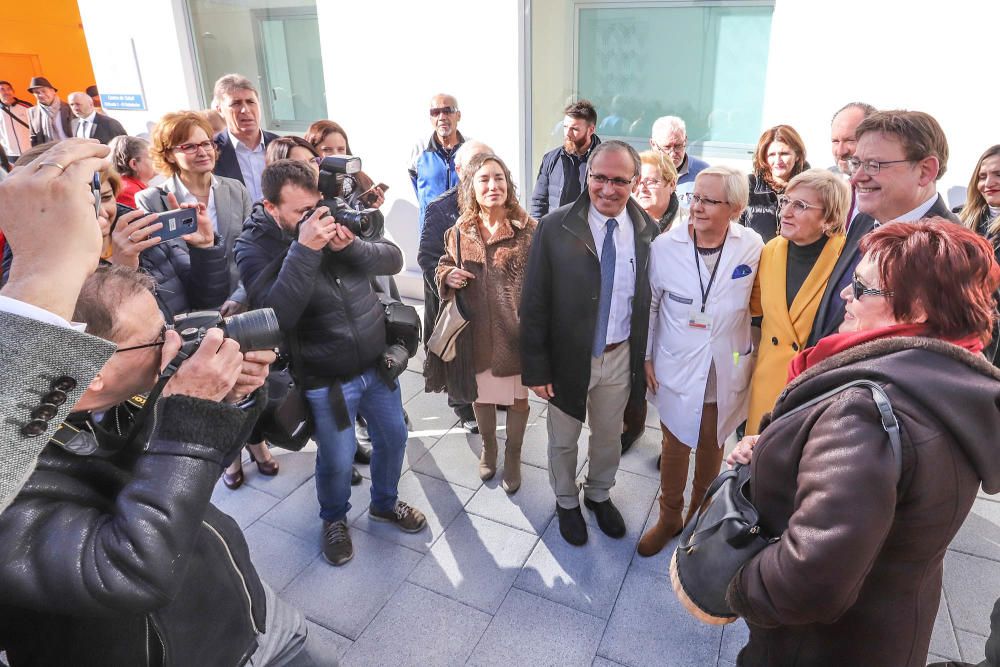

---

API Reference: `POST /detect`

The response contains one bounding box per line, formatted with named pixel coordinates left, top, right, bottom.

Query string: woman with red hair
left=723, top=219, right=1000, bottom=666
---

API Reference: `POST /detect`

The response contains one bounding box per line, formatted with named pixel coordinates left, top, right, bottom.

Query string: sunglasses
left=851, top=273, right=893, bottom=300
left=429, top=106, right=458, bottom=117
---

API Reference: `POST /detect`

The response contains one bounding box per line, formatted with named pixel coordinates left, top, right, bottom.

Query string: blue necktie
left=593, top=218, right=618, bottom=357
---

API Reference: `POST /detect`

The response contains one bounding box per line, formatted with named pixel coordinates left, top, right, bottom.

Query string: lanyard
left=693, top=230, right=726, bottom=313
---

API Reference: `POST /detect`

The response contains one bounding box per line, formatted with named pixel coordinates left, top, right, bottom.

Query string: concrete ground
left=213, top=346, right=999, bottom=667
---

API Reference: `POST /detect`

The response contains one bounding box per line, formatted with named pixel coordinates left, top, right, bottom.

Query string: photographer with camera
left=0, top=265, right=323, bottom=666
left=236, top=159, right=426, bottom=567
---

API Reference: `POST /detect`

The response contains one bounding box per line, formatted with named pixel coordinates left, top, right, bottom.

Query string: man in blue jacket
left=408, top=93, right=466, bottom=234
left=529, top=99, right=601, bottom=220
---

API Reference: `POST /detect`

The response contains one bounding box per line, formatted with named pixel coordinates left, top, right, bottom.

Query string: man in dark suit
left=211, top=73, right=279, bottom=203
left=520, top=140, right=655, bottom=546
left=67, top=92, right=126, bottom=144
left=26, top=77, right=72, bottom=145
left=809, top=109, right=959, bottom=345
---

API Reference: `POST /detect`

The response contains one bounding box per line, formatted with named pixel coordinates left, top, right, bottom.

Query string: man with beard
left=530, top=99, right=601, bottom=220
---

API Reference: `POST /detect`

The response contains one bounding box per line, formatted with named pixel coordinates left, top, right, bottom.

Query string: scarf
left=788, top=322, right=985, bottom=382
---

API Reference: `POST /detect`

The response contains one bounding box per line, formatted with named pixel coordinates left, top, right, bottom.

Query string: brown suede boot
left=637, top=426, right=692, bottom=557
left=502, top=406, right=530, bottom=494
left=684, top=441, right=726, bottom=526
left=473, top=403, right=498, bottom=481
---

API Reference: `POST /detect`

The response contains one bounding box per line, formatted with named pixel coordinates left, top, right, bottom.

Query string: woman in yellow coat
left=747, top=169, right=850, bottom=433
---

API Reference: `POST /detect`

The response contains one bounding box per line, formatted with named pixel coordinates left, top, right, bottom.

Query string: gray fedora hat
left=27, top=76, right=56, bottom=93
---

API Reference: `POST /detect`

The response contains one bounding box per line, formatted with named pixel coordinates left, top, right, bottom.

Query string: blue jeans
left=305, top=368, right=407, bottom=524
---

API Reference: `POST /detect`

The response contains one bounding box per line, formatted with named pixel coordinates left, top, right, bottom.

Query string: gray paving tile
left=281, top=529, right=422, bottom=639
left=402, top=389, right=461, bottom=433
left=598, top=566, right=722, bottom=667
left=592, top=658, right=627, bottom=667
left=468, top=588, right=605, bottom=666
left=242, top=521, right=320, bottom=591
left=244, top=450, right=316, bottom=499
left=977, top=486, right=1000, bottom=503
left=345, top=582, right=490, bottom=666
left=519, top=416, right=589, bottom=473
left=397, top=368, right=425, bottom=403
left=950, top=498, right=1000, bottom=562
left=617, top=426, right=663, bottom=481
left=927, top=654, right=950, bottom=663
left=259, top=476, right=372, bottom=545
left=958, top=630, right=988, bottom=664
left=944, top=550, right=1000, bottom=636
left=644, top=400, right=660, bottom=428
left=515, top=515, right=636, bottom=619
left=351, top=470, right=474, bottom=553
left=720, top=620, right=749, bottom=663
left=629, top=509, right=679, bottom=574
left=211, top=480, right=282, bottom=530
left=465, top=461, right=557, bottom=535
left=304, top=620, right=352, bottom=664
left=930, top=589, right=962, bottom=660
left=408, top=513, right=538, bottom=614
left=410, top=430, right=487, bottom=490
left=576, top=467, right=659, bottom=537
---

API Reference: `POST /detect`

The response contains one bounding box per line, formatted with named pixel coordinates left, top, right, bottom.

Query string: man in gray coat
left=0, top=139, right=117, bottom=513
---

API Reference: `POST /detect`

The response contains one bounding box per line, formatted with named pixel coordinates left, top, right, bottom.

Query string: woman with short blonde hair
left=635, top=150, right=680, bottom=233
left=745, top=168, right=850, bottom=433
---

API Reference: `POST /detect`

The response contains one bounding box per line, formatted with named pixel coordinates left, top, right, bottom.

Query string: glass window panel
left=187, top=0, right=326, bottom=132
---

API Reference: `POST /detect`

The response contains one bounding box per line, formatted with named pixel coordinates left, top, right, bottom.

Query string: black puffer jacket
left=0, top=394, right=267, bottom=667
left=235, top=203, right=403, bottom=381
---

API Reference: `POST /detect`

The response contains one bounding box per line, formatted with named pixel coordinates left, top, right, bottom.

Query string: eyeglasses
left=589, top=172, right=634, bottom=189
left=114, top=324, right=168, bottom=354
left=845, top=157, right=912, bottom=176
left=652, top=141, right=686, bottom=154
left=777, top=195, right=823, bottom=214
left=172, top=140, right=215, bottom=155
left=682, top=192, right=727, bottom=207
left=429, top=106, right=458, bottom=117
left=638, top=178, right=668, bottom=190
left=851, top=273, right=893, bottom=300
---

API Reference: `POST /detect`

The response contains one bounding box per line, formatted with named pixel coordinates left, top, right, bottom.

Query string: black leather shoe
left=620, top=429, right=642, bottom=454
left=460, top=418, right=480, bottom=434
left=351, top=466, right=362, bottom=486
left=354, top=442, right=372, bottom=465
left=584, top=497, right=626, bottom=538
left=556, top=505, right=588, bottom=546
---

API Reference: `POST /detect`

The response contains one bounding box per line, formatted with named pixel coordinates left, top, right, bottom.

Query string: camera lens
left=223, top=308, right=283, bottom=352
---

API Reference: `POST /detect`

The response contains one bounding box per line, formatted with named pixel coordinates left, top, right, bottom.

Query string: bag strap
left=455, top=227, right=463, bottom=268
left=776, top=379, right=902, bottom=481
left=0, top=103, right=29, bottom=129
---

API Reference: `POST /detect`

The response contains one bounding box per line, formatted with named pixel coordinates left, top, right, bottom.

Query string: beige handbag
left=427, top=228, right=471, bottom=362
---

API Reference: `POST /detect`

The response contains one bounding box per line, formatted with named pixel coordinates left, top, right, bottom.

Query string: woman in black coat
left=740, top=125, right=808, bottom=243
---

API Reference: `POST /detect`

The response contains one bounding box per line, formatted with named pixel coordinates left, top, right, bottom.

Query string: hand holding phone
left=360, top=183, right=389, bottom=208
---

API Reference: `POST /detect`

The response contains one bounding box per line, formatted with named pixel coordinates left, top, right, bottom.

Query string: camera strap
left=122, top=347, right=194, bottom=447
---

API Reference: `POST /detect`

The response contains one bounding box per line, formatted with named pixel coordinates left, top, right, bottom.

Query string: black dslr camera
left=378, top=299, right=421, bottom=389
left=314, top=155, right=383, bottom=240
left=171, top=308, right=283, bottom=357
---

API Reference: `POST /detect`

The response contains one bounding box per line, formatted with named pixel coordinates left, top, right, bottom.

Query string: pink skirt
left=475, top=370, right=529, bottom=405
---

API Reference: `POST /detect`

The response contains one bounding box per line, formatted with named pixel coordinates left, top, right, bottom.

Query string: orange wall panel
left=0, top=0, right=97, bottom=98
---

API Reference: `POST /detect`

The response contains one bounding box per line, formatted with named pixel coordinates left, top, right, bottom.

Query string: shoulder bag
left=427, top=227, right=471, bottom=362
left=670, top=379, right=903, bottom=625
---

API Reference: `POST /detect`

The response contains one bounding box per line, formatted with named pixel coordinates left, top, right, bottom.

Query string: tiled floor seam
left=946, top=545, right=1000, bottom=564
left=942, top=586, right=964, bottom=660
left=508, top=578, right=612, bottom=623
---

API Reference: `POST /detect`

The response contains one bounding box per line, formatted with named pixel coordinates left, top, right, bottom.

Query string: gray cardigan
left=135, top=174, right=253, bottom=304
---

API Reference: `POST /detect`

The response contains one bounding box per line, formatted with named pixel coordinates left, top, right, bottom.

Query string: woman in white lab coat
left=637, top=165, right=764, bottom=557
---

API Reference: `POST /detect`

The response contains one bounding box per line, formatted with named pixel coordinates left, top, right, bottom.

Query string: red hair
left=861, top=218, right=1000, bottom=343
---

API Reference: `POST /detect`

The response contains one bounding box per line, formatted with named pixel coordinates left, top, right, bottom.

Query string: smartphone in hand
left=151, top=208, right=198, bottom=241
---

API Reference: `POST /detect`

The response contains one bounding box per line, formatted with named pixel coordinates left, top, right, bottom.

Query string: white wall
left=762, top=0, right=1000, bottom=206
left=77, top=0, right=200, bottom=136
left=317, top=0, right=524, bottom=296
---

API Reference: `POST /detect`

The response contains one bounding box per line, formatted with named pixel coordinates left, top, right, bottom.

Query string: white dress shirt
left=229, top=129, right=266, bottom=203
left=167, top=174, right=219, bottom=233
left=76, top=111, right=97, bottom=138
left=587, top=203, right=636, bottom=347
left=0, top=295, right=85, bottom=331
left=0, top=101, right=31, bottom=157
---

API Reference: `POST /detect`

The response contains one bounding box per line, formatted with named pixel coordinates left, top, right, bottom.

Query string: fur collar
left=454, top=214, right=529, bottom=265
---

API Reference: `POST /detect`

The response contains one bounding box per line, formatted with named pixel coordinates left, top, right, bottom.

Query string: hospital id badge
left=688, top=310, right=713, bottom=330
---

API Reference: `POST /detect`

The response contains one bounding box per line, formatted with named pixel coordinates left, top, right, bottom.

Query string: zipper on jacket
left=203, top=521, right=261, bottom=634
left=329, top=271, right=364, bottom=367
left=145, top=614, right=166, bottom=666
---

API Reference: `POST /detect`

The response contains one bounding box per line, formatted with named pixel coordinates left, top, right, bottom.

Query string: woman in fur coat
left=436, top=152, right=537, bottom=494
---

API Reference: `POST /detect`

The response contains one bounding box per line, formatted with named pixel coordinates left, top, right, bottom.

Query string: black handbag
left=670, top=379, right=903, bottom=625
